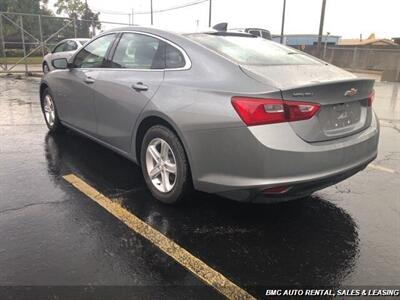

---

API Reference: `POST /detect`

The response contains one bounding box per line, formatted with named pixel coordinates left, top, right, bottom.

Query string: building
left=339, top=34, right=399, bottom=47
left=272, top=34, right=340, bottom=48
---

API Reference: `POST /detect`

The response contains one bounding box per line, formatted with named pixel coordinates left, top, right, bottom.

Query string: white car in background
left=42, top=38, right=90, bottom=73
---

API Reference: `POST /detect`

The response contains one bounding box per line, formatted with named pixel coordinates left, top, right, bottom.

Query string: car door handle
left=132, top=82, right=148, bottom=91
left=84, top=77, right=95, bottom=84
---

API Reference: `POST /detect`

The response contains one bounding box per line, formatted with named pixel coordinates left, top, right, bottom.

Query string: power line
left=90, top=8, right=130, bottom=15
left=92, top=0, right=208, bottom=16
left=136, top=0, right=208, bottom=14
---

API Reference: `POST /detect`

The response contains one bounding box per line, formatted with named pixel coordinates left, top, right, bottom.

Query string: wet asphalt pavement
left=0, top=75, right=399, bottom=299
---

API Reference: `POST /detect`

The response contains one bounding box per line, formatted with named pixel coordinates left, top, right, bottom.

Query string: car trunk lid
left=241, top=64, right=375, bottom=142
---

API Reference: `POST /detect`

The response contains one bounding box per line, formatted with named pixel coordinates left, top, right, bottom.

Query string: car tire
left=41, top=88, right=64, bottom=133
left=43, top=62, right=50, bottom=74
left=140, top=125, right=192, bottom=204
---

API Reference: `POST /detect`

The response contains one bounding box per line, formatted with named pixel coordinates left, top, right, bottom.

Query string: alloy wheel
left=43, top=94, right=56, bottom=127
left=145, top=138, right=177, bottom=193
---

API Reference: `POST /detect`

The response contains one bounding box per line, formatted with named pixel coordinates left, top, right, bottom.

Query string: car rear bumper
left=183, top=112, right=379, bottom=200
left=217, top=157, right=374, bottom=203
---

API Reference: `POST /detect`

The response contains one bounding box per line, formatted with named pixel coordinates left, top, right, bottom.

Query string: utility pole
left=280, top=0, right=286, bottom=44
left=131, top=8, right=134, bottom=25
left=208, top=0, right=212, bottom=27
left=150, top=0, right=153, bottom=25
left=316, top=0, right=327, bottom=57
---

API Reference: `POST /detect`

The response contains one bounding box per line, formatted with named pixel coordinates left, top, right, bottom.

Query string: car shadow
left=44, top=131, right=360, bottom=296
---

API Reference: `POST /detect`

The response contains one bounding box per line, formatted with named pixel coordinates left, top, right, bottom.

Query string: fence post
left=91, top=18, right=96, bottom=37
left=351, top=47, right=358, bottom=70
left=329, top=47, right=334, bottom=63
left=19, top=16, right=28, bottom=75
left=0, top=13, right=7, bottom=71
left=73, top=17, right=77, bottom=38
left=38, top=15, right=45, bottom=58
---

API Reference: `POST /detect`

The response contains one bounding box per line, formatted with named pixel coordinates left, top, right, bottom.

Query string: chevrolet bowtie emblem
left=344, top=88, right=358, bottom=97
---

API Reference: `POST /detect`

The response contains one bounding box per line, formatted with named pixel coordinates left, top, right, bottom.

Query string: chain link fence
left=323, top=47, right=400, bottom=73
left=2, top=10, right=400, bottom=81
left=0, top=11, right=130, bottom=74
left=300, top=45, right=400, bottom=81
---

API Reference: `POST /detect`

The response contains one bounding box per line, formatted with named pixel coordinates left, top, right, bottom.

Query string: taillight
left=231, top=97, right=320, bottom=126
left=368, top=89, right=375, bottom=107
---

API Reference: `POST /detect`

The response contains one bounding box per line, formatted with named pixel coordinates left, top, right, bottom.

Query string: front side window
left=110, top=33, right=165, bottom=69
left=53, top=42, right=66, bottom=53
left=73, top=34, right=116, bottom=68
left=187, top=34, right=321, bottom=66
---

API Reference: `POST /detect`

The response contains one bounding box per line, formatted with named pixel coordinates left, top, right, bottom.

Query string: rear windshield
left=186, top=34, right=321, bottom=66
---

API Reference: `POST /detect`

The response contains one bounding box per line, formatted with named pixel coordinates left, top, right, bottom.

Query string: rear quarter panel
left=134, top=42, right=281, bottom=183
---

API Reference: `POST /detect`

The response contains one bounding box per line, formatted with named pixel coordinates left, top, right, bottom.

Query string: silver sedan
left=39, top=27, right=379, bottom=204
left=42, top=38, right=89, bottom=73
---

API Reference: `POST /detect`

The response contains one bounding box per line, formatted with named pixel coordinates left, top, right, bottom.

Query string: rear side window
left=248, top=30, right=261, bottom=37
left=111, top=33, right=165, bottom=69
left=187, top=34, right=320, bottom=66
left=74, top=34, right=116, bottom=68
left=79, top=40, right=90, bottom=46
left=261, top=30, right=271, bottom=40
left=165, top=44, right=185, bottom=69
left=64, top=40, right=77, bottom=51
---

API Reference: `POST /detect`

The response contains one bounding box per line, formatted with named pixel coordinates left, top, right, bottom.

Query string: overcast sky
left=48, top=0, right=399, bottom=39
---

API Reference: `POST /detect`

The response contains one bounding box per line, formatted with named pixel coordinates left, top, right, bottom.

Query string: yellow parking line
left=368, top=164, right=396, bottom=174
left=63, top=174, right=255, bottom=300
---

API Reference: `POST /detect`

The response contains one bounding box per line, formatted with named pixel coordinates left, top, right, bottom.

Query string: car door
left=93, top=32, right=167, bottom=153
left=53, top=33, right=117, bottom=134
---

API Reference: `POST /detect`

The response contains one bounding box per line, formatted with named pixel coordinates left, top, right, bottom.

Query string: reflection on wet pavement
left=45, top=132, right=360, bottom=294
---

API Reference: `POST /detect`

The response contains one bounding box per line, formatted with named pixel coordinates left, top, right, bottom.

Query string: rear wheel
left=140, top=125, right=192, bottom=204
left=41, top=88, right=64, bottom=133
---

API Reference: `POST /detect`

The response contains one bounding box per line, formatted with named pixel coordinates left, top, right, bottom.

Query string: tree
left=54, top=0, right=101, bottom=37
left=0, top=0, right=45, bottom=14
left=0, top=0, right=55, bottom=52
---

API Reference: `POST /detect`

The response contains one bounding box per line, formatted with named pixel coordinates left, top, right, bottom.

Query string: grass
left=0, top=56, right=43, bottom=64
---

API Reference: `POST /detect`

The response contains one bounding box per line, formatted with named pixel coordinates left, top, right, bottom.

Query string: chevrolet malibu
left=39, top=27, right=379, bottom=204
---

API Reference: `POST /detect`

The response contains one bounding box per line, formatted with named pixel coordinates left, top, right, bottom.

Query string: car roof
left=101, top=26, right=254, bottom=39
left=58, top=38, right=90, bottom=43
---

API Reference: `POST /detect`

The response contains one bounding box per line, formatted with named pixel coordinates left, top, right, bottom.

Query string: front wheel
left=140, top=125, right=192, bottom=204
left=41, top=88, right=64, bottom=133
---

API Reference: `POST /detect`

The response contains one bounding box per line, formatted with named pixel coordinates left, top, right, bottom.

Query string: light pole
left=317, top=0, right=327, bottom=57
left=280, top=0, right=286, bottom=44
left=150, top=0, right=153, bottom=25
left=208, top=0, right=212, bottom=27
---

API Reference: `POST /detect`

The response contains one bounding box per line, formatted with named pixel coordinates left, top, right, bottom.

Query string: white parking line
left=63, top=174, right=256, bottom=300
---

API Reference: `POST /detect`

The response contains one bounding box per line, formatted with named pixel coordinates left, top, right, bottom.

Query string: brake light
left=231, top=97, right=320, bottom=126
left=368, top=89, right=375, bottom=106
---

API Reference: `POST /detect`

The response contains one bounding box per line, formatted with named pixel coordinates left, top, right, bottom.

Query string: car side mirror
left=52, top=58, right=70, bottom=69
